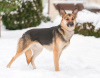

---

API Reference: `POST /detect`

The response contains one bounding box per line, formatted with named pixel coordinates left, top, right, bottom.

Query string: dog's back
left=22, top=26, right=59, bottom=45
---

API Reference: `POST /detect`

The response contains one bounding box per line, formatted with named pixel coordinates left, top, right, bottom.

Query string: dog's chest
left=58, top=31, right=74, bottom=50
left=63, top=31, right=74, bottom=42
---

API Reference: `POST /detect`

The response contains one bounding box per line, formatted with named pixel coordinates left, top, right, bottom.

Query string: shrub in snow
left=2, top=0, right=45, bottom=30
left=75, top=23, right=100, bottom=38
left=42, top=16, right=50, bottom=23
left=0, top=0, right=18, bottom=13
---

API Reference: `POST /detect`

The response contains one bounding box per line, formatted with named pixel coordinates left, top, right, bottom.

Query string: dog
left=7, top=8, right=78, bottom=71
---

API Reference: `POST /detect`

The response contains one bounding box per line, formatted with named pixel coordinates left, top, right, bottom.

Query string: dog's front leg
left=53, top=48, right=59, bottom=71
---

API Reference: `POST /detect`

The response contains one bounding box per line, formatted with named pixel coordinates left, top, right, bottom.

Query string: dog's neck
left=58, top=25, right=74, bottom=42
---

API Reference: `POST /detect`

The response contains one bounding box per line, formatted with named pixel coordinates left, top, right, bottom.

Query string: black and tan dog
left=7, top=8, right=78, bottom=71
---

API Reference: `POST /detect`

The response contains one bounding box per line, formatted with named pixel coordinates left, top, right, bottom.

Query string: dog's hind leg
left=7, top=37, right=33, bottom=68
left=31, top=42, right=43, bottom=69
left=7, top=38, right=24, bottom=68
left=7, top=51, right=23, bottom=68
left=25, top=49, right=32, bottom=64
left=7, top=43, right=33, bottom=68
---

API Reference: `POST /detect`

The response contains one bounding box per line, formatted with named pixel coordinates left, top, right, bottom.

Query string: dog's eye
left=66, top=18, right=69, bottom=21
left=72, top=18, right=74, bottom=20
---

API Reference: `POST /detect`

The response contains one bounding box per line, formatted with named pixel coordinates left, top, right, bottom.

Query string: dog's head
left=59, top=8, right=78, bottom=31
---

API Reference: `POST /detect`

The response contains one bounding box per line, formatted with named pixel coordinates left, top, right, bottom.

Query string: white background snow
left=0, top=3, right=100, bottom=78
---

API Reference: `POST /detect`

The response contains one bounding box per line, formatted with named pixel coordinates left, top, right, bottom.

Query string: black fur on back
left=22, top=25, right=66, bottom=45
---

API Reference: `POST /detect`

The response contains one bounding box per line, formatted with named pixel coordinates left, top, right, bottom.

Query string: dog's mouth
left=67, top=22, right=74, bottom=27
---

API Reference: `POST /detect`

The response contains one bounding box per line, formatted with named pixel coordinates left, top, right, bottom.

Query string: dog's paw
left=7, top=64, right=10, bottom=68
left=55, top=69, right=59, bottom=71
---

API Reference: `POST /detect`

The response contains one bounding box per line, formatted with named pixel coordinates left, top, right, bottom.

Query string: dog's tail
left=16, top=38, right=24, bottom=53
left=17, top=35, right=32, bottom=64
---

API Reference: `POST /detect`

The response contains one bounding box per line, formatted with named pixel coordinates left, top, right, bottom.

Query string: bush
left=2, top=1, right=44, bottom=30
left=0, top=0, right=18, bottom=13
left=75, top=23, right=100, bottom=38
left=42, top=16, right=50, bottom=22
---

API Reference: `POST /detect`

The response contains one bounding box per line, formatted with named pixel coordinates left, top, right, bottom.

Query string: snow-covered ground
left=0, top=20, right=100, bottom=78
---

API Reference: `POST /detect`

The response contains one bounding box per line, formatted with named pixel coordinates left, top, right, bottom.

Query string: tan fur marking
left=58, top=28, right=65, bottom=37
left=17, top=38, right=24, bottom=53
left=53, top=47, right=59, bottom=71
left=25, top=49, right=32, bottom=64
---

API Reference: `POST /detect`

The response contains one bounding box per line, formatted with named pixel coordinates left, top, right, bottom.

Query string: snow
left=84, top=3, right=100, bottom=9
left=53, top=0, right=86, bottom=5
left=43, top=3, right=48, bottom=17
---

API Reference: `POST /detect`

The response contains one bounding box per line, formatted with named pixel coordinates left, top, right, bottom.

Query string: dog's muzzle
left=67, top=22, right=74, bottom=27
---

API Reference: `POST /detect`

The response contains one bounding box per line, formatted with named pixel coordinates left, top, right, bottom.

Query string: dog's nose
left=67, top=22, right=74, bottom=27
left=70, top=23, right=74, bottom=26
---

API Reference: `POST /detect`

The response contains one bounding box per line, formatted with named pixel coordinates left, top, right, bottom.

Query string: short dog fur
left=7, top=8, right=78, bottom=71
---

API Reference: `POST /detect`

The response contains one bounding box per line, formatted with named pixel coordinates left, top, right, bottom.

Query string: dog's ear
left=59, top=8, right=66, bottom=17
left=72, top=8, right=78, bottom=16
